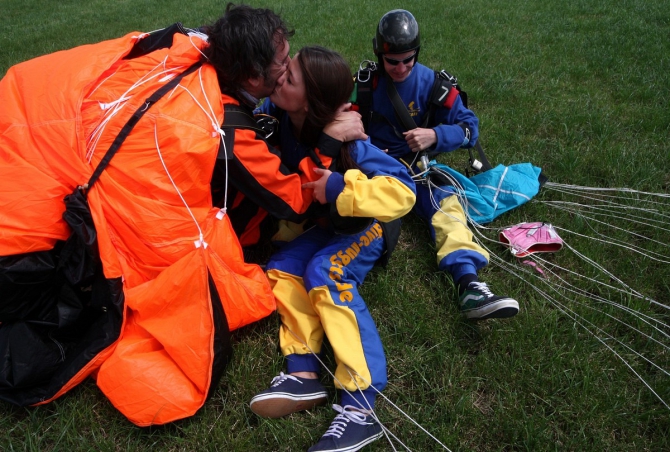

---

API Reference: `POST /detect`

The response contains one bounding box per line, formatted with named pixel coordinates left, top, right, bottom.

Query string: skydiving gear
left=413, top=159, right=544, bottom=225
left=458, top=281, right=519, bottom=320
left=250, top=372, right=328, bottom=418
left=0, top=28, right=277, bottom=425
left=353, top=62, right=467, bottom=139
left=373, top=9, right=421, bottom=57
left=500, top=222, right=564, bottom=257
left=308, top=405, right=383, bottom=452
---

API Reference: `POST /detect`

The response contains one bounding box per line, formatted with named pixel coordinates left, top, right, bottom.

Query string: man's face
left=258, top=38, right=291, bottom=98
left=382, top=49, right=417, bottom=83
left=269, top=53, right=307, bottom=115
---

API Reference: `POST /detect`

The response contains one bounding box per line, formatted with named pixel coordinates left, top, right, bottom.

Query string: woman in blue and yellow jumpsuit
left=249, top=46, right=416, bottom=451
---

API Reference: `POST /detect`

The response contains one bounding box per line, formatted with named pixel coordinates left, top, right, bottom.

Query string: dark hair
left=203, top=3, right=294, bottom=95
left=295, top=46, right=354, bottom=149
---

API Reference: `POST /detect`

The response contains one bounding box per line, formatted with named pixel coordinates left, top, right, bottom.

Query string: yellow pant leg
left=309, top=286, right=374, bottom=393
left=266, top=268, right=324, bottom=357
left=433, top=195, right=489, bottom=266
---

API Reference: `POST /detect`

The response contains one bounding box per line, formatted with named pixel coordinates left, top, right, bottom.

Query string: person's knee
left=303, top=254, right=332, bottom=290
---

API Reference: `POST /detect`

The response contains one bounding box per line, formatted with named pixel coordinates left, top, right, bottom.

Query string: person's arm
left=305, top=139, right=416, bottom=222
left=220, top=125, right=336, bottom=223
left=425, top=94, right=479, bottom=153
left=323, top=103, right=368, bottom=143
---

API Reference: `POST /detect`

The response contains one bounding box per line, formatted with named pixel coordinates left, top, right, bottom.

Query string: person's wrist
left=458, top=123, right=471, bottom=146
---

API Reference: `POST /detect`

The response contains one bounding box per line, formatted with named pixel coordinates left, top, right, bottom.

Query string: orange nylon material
left=0, top=32, right=275, bottom=425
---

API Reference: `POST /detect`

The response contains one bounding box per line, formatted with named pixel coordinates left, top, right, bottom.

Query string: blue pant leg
left=303, top=221, right=388, bottom=408
left=266, top=226, right=332, bottom=276
left=266, top=227, right=333, bottom=373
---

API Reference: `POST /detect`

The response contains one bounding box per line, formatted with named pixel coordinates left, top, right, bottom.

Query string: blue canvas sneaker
left=459, top=281, right=519, bottom=320
left=250, top=372, right=328, bottom=418
left=308, top=404, right=383, bottom=452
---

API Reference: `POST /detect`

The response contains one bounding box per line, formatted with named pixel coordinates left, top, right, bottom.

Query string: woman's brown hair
left=295, top=46, right=358, bottom=170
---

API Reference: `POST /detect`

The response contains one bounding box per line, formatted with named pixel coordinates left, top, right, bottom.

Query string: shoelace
left=469, top=281, right=493, bottom=297
left=270, top=372, right=302, bottom=387
left=322, top=404, right=370, bottom=438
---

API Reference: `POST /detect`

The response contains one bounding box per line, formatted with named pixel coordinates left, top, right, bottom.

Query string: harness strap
left=384, top=73, right=418, bottom=131
left=222, top=104, right=268, bottom=135
left=221, top=104, right=328, bottom=170
left=355, top=68, right=375, bottom=132
left=467, top=141, right=494, bottom=173
left=218, top=104, right=275, bottom=164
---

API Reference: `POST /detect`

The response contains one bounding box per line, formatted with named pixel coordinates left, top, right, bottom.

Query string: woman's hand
left=302, top=168, right=332, bottom=204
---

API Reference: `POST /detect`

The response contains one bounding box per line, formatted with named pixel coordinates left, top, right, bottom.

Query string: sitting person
left=248, top=46, right=416, bottom=452
left=354, top=9, right=519, bottom=320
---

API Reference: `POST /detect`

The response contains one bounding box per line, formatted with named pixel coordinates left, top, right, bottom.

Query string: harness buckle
left=437, top=70, right=458, bottom=85
left=356, top=60, right=377, bottom=83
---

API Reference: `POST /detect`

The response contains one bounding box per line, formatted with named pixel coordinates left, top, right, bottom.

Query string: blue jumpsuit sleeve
left=431, top=94, right=480, bottom=153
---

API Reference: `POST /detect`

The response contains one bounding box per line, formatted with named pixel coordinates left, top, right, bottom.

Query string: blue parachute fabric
left=432, top=162, right=542, bottom=224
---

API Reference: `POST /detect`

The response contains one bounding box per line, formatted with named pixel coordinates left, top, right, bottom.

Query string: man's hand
left=322, top=103, right=368, bottom=142
left=403, top=128, right=437, bottom=152
left=302, top=168, right=332, bottom=204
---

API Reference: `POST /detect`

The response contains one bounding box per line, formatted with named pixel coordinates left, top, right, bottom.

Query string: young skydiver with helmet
left=355, top=9, right=519, bottom=320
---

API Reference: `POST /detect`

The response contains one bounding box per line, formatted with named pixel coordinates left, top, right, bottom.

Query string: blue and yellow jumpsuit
left=260, top=102, right=416, bottom=409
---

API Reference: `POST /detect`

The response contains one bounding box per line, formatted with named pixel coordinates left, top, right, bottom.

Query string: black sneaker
left=250, top=372, right=327, bottom=418
left=459, top=281, right=519, bottom=320
left=308, top=404, right=383, bottom=452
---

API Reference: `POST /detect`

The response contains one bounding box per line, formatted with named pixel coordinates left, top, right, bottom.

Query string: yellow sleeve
left=335, top=169, right=416, bottom=222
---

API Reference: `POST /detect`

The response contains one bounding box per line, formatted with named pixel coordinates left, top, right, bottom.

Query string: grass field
left=1, top=0, right=669, bottom=451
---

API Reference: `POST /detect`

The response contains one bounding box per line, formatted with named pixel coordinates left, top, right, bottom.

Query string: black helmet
left=373, top=9, right=420, bottom=56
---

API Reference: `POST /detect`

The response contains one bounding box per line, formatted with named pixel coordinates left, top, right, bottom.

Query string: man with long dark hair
left=204, top=3, right=366, bottom=247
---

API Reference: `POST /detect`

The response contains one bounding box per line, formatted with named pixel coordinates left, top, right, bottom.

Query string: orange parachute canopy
left=0, top=27, right=275, bottom=425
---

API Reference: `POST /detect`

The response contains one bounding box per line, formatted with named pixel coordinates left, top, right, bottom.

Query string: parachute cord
left=176, top=76, right=229, bottom=216
left=153, top=125, right=207, bottom=248
left=86, top=59, right=184, bottom=162
left=197, top=67, right=230, bottom=214
left=487, top=252, right=670, bottom=410
left=187, top=31, right=210, bottom=61
left=199, top=68, right=220, bottom=129
left=545, top=182, right=670, bottom=199
left=343, top=367, right=453, bottom=452
left=216, top=128, right=229, bottom=218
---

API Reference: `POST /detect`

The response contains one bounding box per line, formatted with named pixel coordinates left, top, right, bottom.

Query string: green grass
left=2, top=0, right=669, bottom=451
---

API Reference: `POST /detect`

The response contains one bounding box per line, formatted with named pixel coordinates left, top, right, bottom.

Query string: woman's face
left=270, top=53, right=308, bottom=115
